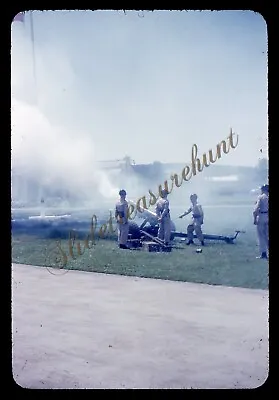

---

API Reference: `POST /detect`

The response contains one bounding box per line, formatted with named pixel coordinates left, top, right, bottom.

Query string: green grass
left=11, top=232, right=268, bottom=290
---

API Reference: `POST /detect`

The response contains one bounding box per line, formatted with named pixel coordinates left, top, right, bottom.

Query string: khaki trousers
left=118, top=222, right=129, bottom=245
left=187, top=218, right=204, bottom=242
left=158, top=217, right=171, bottom=244
left=257, top=214, right=269, bottom=254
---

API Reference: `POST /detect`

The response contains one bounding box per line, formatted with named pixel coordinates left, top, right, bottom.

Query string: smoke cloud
left=11, top=20, right=120, bottom=208
left=11, top=11, right=266, bottom=238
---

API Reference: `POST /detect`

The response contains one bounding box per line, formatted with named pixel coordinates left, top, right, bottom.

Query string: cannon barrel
left=128, top=200, right=158, bottom=221
left=172, top=230, right=245, bottom=243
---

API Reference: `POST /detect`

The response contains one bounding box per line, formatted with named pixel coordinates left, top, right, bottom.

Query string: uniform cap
left=160, top=189, right=168, bottom=197
left=261, top=184, right=269, bottom=192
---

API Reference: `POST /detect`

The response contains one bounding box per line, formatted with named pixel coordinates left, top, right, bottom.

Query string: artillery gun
left=127, top=200, right=245, bottom=248
left=127, top=200, right=176, bottom=242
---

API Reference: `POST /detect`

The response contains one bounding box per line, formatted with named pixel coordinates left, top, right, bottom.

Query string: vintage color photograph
left=11, top=10, right=268, bottom=389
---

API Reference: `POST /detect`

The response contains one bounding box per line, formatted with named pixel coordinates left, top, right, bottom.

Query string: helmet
left=119, top=189, right=127, bottom=196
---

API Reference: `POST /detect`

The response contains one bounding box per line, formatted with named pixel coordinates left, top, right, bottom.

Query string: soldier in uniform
left=179, top=194, right=205, bottom=246
left=253, top=184, right=269, bottom=259
left=115, top=189, right=129, bottom=249
left=155, top=189, right=172, bottom=245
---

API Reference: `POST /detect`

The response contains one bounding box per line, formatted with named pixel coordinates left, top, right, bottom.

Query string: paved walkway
left=12, top=264, right=268, bottom=389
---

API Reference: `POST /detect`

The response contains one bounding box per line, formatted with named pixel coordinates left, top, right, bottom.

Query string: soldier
left=155, top=189, right=171, bottom=245
left=115, top=189, right=129, bottom=249
left=253, top=184, right=269, bottom=259
left=179, top=194, right=205, bottom=246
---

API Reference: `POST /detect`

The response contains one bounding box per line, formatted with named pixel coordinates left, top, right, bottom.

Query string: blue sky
left=11, top=10, right=267, bottom=169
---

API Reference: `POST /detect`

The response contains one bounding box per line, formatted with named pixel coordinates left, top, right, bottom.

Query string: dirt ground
left=12, top=264, right=269, bottom=389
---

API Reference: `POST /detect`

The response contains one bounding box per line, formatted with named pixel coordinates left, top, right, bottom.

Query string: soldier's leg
left=262, top=221, right=269, bottom=254
left=257, top=221, right=267, bottom=257
left=164, top=219, right=171, bottom=245
left=194, top=221, right=204, bottom=245
left=187, top=224, right=195, bottom=244
left=117, top=223, right=121, bottom=243
left=119, top=223, right=128, bottom=247
left=119, top=224, right=124, bottom=245
left=158, top=222, right=165, bottom=241
left=122, top=223, right=129, bottom=246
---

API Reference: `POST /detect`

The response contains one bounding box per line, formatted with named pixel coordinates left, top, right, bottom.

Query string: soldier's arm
left=199, top=205, right=204, bottom=223
left=155, top=202, right=161, bottom=218
left=179, top=207, right=192, bottom=218
left=253, top=198, right=260, bottom=223
left=123, top=202, right=129, bottom=223
left=197, top=204, right=203, bottom=217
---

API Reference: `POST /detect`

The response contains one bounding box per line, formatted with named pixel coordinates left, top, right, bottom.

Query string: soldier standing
left=253, top=184, right=269, bottom=259
left=115, top=189, right=129, bottom=249
left=179, top=194, right=205, bottom=246
left=155, top=189, right=172, bottom=245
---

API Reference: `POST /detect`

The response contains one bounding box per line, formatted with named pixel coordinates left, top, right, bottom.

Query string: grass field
left=12, top=230, right=268, bottom=290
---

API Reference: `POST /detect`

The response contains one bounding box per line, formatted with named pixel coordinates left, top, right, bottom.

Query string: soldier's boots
left=187, top=240, right=205, bottom=246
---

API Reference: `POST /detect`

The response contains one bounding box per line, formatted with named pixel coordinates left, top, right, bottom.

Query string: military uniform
left=253, top=185, right=269, bottom=259
left=155, top=190, right=171, bottom=245
left=115, top=190, right=129, bottom=249
left=180, top=194, right=204, bottom=245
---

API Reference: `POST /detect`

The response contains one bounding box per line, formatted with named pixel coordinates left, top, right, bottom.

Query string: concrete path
left=12, top=264, right=269, bottom=389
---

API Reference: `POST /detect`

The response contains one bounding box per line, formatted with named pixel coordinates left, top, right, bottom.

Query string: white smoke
left=11, top=19, right=119, bottom=207
left=11, top=11, right=265, bottom=238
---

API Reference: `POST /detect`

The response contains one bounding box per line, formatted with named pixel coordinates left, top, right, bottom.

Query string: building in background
left=11, top=157, right=261, bottom=208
